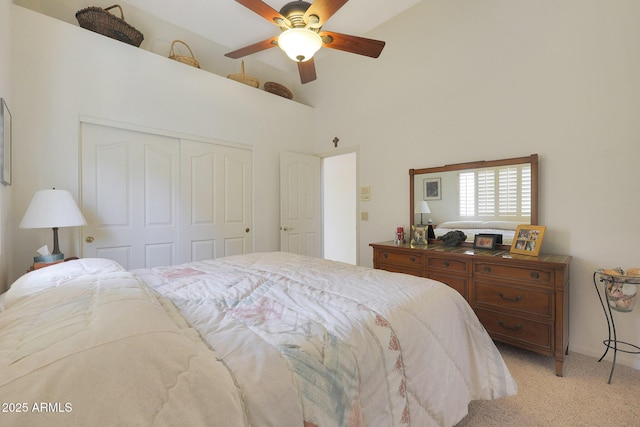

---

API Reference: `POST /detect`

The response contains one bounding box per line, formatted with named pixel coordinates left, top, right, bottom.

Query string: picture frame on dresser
left=510, top=225, right=546, bottom=256
left=473, top=234, right=497, bottom=250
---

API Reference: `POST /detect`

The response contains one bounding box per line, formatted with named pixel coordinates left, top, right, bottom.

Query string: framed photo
left=411, top=224, right=428, bottom=246
left=1, top=98, right=11, bottom=185
left=510, top=225, right=546, bottom=256
left=423, top=177, right=441, bottom=200
left=473, top=234, right=497, bottom=250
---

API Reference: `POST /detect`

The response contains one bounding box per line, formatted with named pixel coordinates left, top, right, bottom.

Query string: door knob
left=245, top=228, right=250, bottom=233
left=85, top=236, right=94, bottom=243
left=281, top=226, right=294, bottom=231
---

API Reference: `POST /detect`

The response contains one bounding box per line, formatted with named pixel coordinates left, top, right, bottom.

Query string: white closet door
left=180, top=139, right=252, bottom=261
left=81, top=123, right=180, bottom=270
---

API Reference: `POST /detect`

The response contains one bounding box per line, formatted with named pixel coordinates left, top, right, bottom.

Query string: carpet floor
left=456, top=342, right=640, bottom=426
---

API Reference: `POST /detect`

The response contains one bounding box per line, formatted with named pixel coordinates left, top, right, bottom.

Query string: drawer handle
left=383, top=253, right=388, bottom=258
left=443, top=261, right=450, bottom=267
left=410, top=256, right=416, bottom=263
left=497, top=320, right=522, bottom=331
left=530, top=272, right=540, bottom=279
left=497, top=291, right=522, bottom=302
left=483, top=266, right=491, bottom=273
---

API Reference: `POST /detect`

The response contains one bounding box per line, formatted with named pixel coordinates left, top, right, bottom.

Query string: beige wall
left=0, top=0, right=12, bottom=293
left=7, top=5, right=315, bottom=287
left=309, top=0, right=640, bottom=368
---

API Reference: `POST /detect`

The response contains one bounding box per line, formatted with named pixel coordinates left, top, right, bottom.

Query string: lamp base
left=52, top=227, right=61, bottom=254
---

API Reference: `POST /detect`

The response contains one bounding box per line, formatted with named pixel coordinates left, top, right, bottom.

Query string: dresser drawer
left=475, top=308, right=552, bottom=350
left=427, top=255, right=470, bottom=274
left=473, top=281, right=553, bottom=317
left=474, top=261, right=554, bottom=286
left=375, top=249, right=424, bottom=269
left=377, top=263, right=424, bottom=278
left=427, top=272, right=467, bottom=299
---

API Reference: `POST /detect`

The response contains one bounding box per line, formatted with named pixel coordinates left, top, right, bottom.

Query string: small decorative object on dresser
left=510, top=224, right=546, bottom=256
left=370, top=241, right=572, bottom=376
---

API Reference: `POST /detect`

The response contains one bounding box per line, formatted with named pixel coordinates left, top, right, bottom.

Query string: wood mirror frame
left=409, top=154, right=538, bottom=248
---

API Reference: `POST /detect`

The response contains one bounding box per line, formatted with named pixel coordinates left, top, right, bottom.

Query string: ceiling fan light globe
left=278, top=28, right=322, bottom=62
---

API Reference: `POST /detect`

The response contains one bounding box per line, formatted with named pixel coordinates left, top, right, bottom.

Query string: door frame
left=317, top=146, right=360, bottom=265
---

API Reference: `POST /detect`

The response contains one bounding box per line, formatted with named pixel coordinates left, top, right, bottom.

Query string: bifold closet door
left=180, top=139, right=252, bottom=261
left=81, top=123, right=180, bottom=270
left=81, top=123, right=253, bottom=269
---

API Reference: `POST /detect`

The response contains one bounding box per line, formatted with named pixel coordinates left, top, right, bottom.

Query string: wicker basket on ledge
left=76, top=4, right=144, bottom=47
left=227, top=61, right=259, bottom=88
left=168, top=40, right=200, bottom=68
left=264, top=82, right=293, bottom=99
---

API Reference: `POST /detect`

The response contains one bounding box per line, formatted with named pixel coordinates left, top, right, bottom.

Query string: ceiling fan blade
left=319, top=31, right=386, bottom=58
left=225, top=36, right=279, bottom=59
left=298, top=59, right=317, bottom=84
left=235, top=0, right=292, bottom=27
left=304, top=0, right=349, bottom=28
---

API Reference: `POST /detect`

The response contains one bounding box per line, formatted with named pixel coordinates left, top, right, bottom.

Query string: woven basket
left=264, top=82, right=293, bottom=99
left=169, top=40, right=200, bottom=68
left=227, top=61, right=259, bottom=88
left=76, top=4, right=144, bottom=47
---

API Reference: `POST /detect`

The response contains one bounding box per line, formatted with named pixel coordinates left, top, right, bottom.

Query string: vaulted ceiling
left=125, top=0, right=421, bottom=73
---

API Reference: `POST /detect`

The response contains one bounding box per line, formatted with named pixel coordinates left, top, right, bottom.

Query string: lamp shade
left=415, top=201, right=431, bottom=214
left=20, top=189, right=87, bottom=229
left=278, top=28, right=322, bottom=62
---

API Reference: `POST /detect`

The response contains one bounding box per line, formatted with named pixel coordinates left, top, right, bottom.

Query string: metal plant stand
left=593, top=270, right=640, bottom=384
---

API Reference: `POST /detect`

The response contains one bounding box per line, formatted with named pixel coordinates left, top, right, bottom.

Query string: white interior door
left=180, top=139, right=252, bottom=261
left=280, top=151, right=321, bottom=257
left=81, top=123, right=179, bottom=270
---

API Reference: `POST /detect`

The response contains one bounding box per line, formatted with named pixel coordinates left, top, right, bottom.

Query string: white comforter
left=0, top=253, right=516, bottom=427
left=0, top=259, right=245, bottom=427
left=133, top=252, right=517, bottom=427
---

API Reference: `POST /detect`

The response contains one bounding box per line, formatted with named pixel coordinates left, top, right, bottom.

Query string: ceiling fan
left=225, top=0, right=386, bottom=84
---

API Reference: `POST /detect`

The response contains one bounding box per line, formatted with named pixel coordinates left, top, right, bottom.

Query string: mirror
left=409, top=154, right=538, bottom=247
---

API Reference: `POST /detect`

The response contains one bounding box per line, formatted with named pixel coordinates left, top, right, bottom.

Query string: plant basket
left=264, top=82, right=293, bottom=99
left=227, top=61, right=259, bottom=88
left=76, top=4, right=144, bottom=47
left=168, top=40, right=200, bottom=68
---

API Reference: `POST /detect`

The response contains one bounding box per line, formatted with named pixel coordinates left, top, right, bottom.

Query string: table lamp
left=416, top=201, right=431, bottom=225
left=19, top=188, right=87, bottom=258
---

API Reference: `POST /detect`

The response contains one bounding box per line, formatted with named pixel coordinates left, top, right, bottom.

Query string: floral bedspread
left=132, top=252, right=516, bottom=427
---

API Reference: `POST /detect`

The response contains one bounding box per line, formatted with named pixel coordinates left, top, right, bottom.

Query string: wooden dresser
left=370, top=241, right=571, bottom=376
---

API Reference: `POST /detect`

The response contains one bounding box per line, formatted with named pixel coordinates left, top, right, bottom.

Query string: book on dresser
left=370, top=241, right=572, bottom=376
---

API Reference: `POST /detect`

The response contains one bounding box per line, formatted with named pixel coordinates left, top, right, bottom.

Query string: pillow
left=1, top=258, right=126, bottom=309
left=436, top=221, right=485, bottom=229
left=481, top=221, right=524, bottom=231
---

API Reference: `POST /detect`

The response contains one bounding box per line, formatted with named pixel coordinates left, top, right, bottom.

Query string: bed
left=0, top=253, right=516, bottom=426
left=434, top=221, right=524, bottom=245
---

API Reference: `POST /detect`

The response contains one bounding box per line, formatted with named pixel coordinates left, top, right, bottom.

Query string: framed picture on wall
left=1, top=98, right=11, bottom=185
left=510, top=225, right=546, bottom=256
left=423, top=177, right=441, bottom=200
